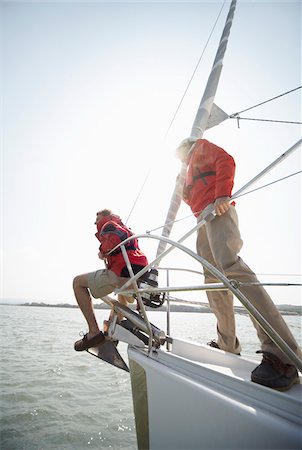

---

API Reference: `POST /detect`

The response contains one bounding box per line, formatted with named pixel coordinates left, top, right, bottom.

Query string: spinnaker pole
left=156, top=0, right=237, bottom=258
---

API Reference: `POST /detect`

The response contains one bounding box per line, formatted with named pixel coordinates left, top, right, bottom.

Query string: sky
left=1, top=0, right=301, bottom=307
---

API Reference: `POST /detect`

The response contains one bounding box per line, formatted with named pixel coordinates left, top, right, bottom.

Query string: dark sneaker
left=207, top=339, right=220, bottom=349
left=251, top=351, right=299, bottom=391
left=74, top=332, right=105, bottom=351
left=207, top=339, right=240, bottom=355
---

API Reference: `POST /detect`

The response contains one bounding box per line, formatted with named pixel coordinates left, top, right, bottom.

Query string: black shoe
left=74, top=332, right=105, bottom=351
left=251, top=351, right=299, bottom=391
left=207, top=339, right=220, bottom=349
left=207, top=339, right=241, bottom=355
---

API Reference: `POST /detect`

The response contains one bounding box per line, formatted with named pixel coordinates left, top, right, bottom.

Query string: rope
left=229, top=86, right=302, bottom=118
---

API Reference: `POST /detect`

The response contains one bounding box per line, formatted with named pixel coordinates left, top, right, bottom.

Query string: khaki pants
left=88, top=269, right=135, bottom=303
left=88, top=269, right=126, bottom=299
left=197, top=205, right=301, bottom=364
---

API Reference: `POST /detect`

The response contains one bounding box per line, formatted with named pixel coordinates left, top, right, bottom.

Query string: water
left=0, top=305, right=301, bottom=450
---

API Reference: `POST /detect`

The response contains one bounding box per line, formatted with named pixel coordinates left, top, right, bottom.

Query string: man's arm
left=214, top=148, right=235, bottom=215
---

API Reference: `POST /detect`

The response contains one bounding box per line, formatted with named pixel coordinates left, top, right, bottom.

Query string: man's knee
left=73, top=274, right=88, bottom=290
left=73, top=276, right=80, bottom=291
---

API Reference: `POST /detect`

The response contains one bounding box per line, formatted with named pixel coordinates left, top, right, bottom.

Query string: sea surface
left=0, top=305, right=301, bottom=450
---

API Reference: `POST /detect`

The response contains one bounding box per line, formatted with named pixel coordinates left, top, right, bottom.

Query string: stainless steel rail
left=115, top=233, right=302, bottom=372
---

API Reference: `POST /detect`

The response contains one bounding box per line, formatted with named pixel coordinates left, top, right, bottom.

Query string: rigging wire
left=164, top=1, right=226, bottom=138
left=125, top=169, right=151, bottom=225
left=256, top=273, right=302, bottom=277
left=229, top=86, right=302, bottom=126
left=126, top=2, right=227, bottom=224
left=231, top=117, right=302, bottom=127
left=235, top=170, right=302, bottom=199
left=229, top=86, right=302, bottom=118
left=126, top=33, right=301, bottom=224
left=147, top=212, right=195, bottom=234
left=146, top=169, right=302, bottom=234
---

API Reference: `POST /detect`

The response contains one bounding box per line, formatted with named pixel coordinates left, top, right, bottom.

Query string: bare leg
left=116, top=294, right=129, bottom=321
left=103, top=294, right=129, bottom=332
left=73, top=274, right=100, bottom=338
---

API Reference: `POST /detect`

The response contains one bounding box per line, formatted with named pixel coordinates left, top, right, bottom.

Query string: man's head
left=95, top=209, right=123, bottom=230
left=95, top=209, right=112, bottom=225
left=175, top=138, right=196, bottom=162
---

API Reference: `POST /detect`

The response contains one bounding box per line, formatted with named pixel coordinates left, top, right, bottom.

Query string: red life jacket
left=183, top=139, right=236, bottom=216
left=95, top=215, right=148, bottom=277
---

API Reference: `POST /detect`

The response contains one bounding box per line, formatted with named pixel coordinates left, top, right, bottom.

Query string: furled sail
left=156, top=0, right=237, bottom=259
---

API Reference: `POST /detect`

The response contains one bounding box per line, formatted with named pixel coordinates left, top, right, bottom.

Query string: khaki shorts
left=88, top=269, right=131, bottom=300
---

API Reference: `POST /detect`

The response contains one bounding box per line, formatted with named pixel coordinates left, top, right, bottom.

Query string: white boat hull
left=128, top=339, right=302, bottom=450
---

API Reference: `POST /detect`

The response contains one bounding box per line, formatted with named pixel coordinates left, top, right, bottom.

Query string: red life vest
left=183, top=139, right=236, bottom=216
left=95, top=215, right=148, bottom=277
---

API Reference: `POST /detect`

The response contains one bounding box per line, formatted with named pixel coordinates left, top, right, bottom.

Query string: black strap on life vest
left=193, top=170, right=216, bottom=186
left=100, top=223, right=138, bottom=255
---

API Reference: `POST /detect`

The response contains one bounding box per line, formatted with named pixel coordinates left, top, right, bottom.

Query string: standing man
left=73, top=209, right=148, bottom=351
left=176, top=138, right=301, bottom=391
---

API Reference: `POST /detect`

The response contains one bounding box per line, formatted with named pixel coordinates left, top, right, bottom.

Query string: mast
left=156, top=0, right=237, bottom=259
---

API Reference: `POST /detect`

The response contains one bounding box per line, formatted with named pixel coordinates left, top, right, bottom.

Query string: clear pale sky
left=1, top=1, right=301, bottom=306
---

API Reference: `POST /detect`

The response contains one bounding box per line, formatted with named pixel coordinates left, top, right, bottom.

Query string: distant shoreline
left=1, top=301, right=301, bottom=315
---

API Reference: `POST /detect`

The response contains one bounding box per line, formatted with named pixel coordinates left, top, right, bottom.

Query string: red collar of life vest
left=96, top=214, right=123, bottom=232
